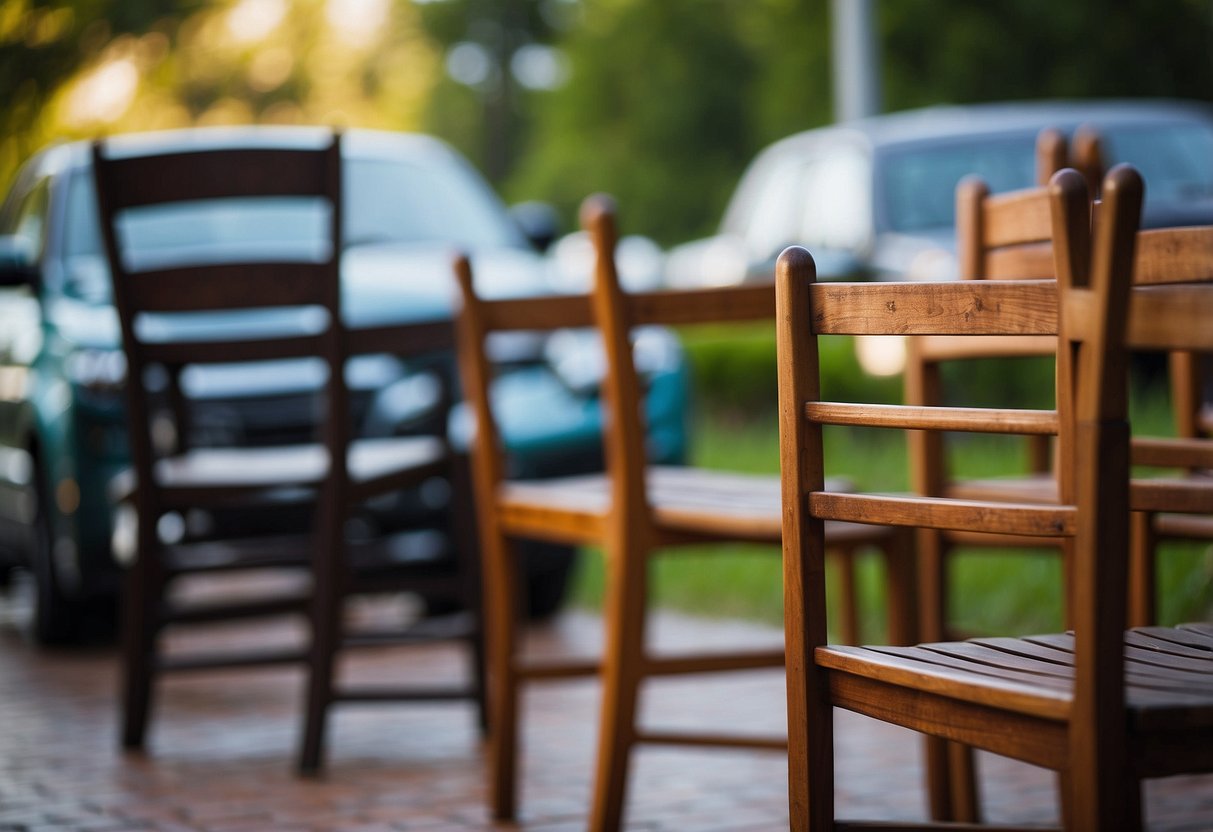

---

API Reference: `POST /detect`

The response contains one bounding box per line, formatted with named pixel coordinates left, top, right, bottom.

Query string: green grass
left=569, top=383, right=1213, bottom=638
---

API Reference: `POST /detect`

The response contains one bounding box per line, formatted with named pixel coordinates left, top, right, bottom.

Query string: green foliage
left=679, top=323, right=901, bottom=418
left=504, top=0, right=759, bottom=243
left=0, top=0, right=188, bottom=188
left=503, top=0, right=1213, bottom=245
left=882, top=0, right=1213, bottom=110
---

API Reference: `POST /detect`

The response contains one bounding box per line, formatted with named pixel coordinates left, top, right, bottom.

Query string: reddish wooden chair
left=779, top=165, right=1213, bottom=830
left=92, top=131, right=485, bottom=771
left=454, top=195, right=914, bottom=831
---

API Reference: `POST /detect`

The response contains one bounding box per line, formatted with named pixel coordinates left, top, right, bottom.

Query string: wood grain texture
left=457, top=208, right=908, bottom=832
left=808, top=492, right=1074, bottom=537
left=809, top=280, right=1058, bottom=336
left=806, top=402, right=1058, bottom=435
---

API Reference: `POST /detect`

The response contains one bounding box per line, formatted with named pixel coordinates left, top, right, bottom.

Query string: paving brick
left=1, top=602, right=1211, bottom=829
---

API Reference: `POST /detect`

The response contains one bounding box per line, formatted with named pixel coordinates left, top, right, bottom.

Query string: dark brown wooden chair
left=779, top=165, right=1213, bottom=830
left=92, top=131, right=485, bottom=772
left=453, top=195, right=914, bottom=832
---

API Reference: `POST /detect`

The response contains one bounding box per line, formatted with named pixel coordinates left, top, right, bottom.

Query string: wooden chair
left=92, top=131, right=485, bottom=771
left=453, top=195, right=914, bottom=832
left=779, top=164, right=1213, bottom=830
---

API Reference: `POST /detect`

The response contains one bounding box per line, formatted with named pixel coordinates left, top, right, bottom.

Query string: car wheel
left=28, top=467, right=84, bottom=645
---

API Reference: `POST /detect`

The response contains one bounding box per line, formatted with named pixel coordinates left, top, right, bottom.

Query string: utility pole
left=831, top=0, right=882, bottom=123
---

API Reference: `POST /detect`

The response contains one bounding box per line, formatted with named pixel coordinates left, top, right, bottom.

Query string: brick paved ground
left=1, top=587, right=1212, bottom=831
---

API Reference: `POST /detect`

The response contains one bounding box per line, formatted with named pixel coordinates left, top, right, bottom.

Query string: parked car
left=0, top=127, right=690, bottom=643
left=665, top=99, right=1213, bottom=288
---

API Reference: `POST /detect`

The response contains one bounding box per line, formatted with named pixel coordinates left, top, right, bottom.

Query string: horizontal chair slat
left=807, top=492, right=1075, bottom=537
left=346, top=320, right=455, bottom=357
left=982, top=187, right=1054, bottom=249
left=984, top=242, right=1056, bottom=281
left=126, top=263, right=330, bottom=311
left=1128, top=285, right=1213, bottom=351
left=1131, top=479, right=1213, bottom=514
left=1134, top=227, right=1213, bottom=285
left=1132, top=437, right=1213, bottom=470
left=99, top=148, right=330, bottom=209
left=809, top=280, right=1058, bottom=336
left=629, top=283, right=774, bottom=325
left=138, top=334, right=326, bottom=364
left=806, top=403, right=1058, bottom=435
left=480, top=293, right=593, bottom=331
left=915, top=333, right=1057, bottom=363
left=477, top=283, right=774, bottom=333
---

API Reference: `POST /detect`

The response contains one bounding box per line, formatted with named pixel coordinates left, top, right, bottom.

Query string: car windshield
left=61, top=154, right=524, bottom=301
left=881, top=121, right=1213, bottom=233
left=880, top=136, right=1036, bottom=233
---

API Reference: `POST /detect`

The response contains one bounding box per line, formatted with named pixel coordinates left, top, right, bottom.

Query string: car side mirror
left=0, top=235, right=36, bottom=286
left=509, top=201, right=561, bottom=253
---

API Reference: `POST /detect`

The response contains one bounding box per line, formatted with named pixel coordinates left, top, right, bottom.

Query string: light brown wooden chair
left=453, top=195, right=914, bottom=832
left=779, top=164, right=1213, bottom=830
left=906, top=158, right=1066, bottom=823
left=92, top=131, right=485, bottom=771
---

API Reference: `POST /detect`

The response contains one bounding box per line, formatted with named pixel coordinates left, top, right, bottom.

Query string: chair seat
left=111, top=436, right=448, bottom=506
left=818, top=623, right=1213, bottom=742
left=499, top=466, right=891, bottom=547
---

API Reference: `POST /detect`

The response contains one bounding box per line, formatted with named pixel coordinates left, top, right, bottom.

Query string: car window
left=1102, top=122, right=1213, bottom=201
left=737, top=144, right=871, bottom=257
left=738, top=154, right=807, bottom=259
left=879, top=136, right=1035, bottom=233
left=59, top=153, right=525, bottom=302
left=798, top=146, right=870, bottom=252
left=345, top=157, right=522, bottom=249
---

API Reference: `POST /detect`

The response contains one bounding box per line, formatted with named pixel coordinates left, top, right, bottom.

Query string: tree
left=0, top=0, right=193, bottom=187
left=506, top=0, right=759, bottom=243
left=881, top=0, right=1213, bottom=109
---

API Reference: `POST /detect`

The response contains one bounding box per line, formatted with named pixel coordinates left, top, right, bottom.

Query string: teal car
left=0, top=127, right=690, bottom=643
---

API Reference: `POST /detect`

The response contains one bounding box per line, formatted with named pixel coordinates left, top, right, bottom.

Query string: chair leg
left=449, top=455, right=490, bottom=736
left=881, top=529, right=918, bottom=646
left=946, top=742, right=979, bottom=822
left=119, top=557, right=159, bottom=750
left=1128, top=511, right=1157, bottom=627
left=917, top=527, right=955, bottom=821
left=300, top=525, right=341, bottom=774
left=830, top=546, right=860, bottom=645
left=483, top=529, right=523, bottom=821
left=1064, top=760, right=1141, bottom=831
left=588, top=536, right=649, bottom=832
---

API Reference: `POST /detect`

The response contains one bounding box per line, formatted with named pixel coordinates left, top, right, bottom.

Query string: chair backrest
left=779, top=166, right=1128, bottom=781
left=95, top=133, right=461, bottom=512
left=779, top=164, right=1213, bottom=789
left=92, top=133, right=364, bottom=522
left=453, top=195, right=773, bottom=527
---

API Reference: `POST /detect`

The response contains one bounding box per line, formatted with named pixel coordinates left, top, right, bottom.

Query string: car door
left=0, top=175, right=50, bottom=544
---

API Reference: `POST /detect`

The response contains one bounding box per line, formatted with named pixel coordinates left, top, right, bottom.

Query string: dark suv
left=0, top=127, right=690, bottom=642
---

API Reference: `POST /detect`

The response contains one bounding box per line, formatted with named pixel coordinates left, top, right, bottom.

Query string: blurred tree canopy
left=0, top=0, right=192, bottom=189
left=505, top=0, right=1213, bottom=244
left=2, top=0, right=1211, bottom=246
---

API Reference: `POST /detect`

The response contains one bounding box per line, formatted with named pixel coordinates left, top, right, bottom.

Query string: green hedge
left=680, top=323, right=897, bottom=415
left=680, top=324, right=1063, bottom=417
